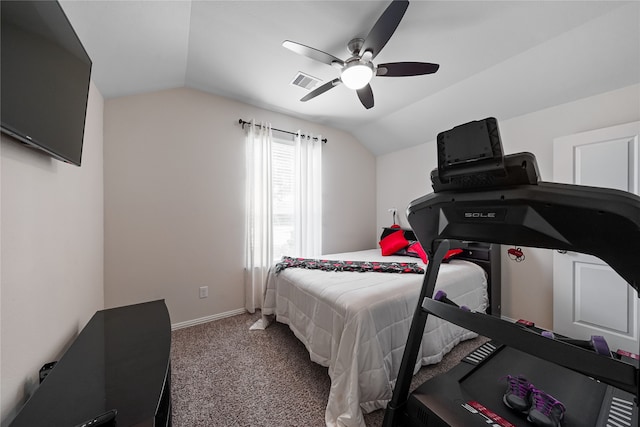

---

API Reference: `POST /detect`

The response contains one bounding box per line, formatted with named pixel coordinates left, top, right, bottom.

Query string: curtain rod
left=238, top=119, right=327, bottom=144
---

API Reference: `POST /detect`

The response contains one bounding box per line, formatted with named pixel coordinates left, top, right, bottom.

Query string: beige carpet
left=170, top=311, right=487, bottom=426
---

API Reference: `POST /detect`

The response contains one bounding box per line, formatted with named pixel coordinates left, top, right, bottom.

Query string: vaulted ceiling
left=60, top=1, right=640, bottom=155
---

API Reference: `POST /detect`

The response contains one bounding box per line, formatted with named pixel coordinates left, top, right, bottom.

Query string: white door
left=553, top=121, right=640, bottom=354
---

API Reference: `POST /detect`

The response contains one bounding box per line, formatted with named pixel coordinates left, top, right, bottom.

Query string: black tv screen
left=1, top=0, right=92, bottom=166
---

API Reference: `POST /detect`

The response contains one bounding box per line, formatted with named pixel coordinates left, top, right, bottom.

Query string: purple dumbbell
left=434, top=290, right=470, bottom=311
left=541, top=331, right=611, bottom=357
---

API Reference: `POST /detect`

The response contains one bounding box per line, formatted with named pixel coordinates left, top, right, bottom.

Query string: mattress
left=262, top=249, right=488, bottom=427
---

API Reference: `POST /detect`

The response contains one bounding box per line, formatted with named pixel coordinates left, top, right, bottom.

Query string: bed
left=262, top=235, right=500, bottom=427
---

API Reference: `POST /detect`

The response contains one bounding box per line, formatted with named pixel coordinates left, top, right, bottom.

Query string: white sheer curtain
left=244, top=122, right=323, bottom=314
left=294, top=131, right=323, bottom=257
left=244, top=121, right=273, bottom=313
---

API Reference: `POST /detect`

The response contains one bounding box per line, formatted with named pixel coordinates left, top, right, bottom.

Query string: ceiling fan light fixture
left=341, top=61, right=374, bottom=90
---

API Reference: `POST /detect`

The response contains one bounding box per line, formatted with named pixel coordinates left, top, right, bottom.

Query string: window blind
left=271, top=139, right=295, bottom=261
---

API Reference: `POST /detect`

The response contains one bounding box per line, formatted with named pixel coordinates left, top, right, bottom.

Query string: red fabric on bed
left=379, top=230, right=409, bottom=256
left=444, top=248, right=464, bottom=260
left=406, top=242, right=428, bottom=263
left=406, top=242, right=463, bottom=264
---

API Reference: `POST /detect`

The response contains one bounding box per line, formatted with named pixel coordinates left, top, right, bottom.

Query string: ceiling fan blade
left=301, top=78, right=341, bottom=102
left=356, top=84, right=374, bottom=109
left=283, top=40, right=344, bottom=67
left=377, top=62, right=440, bottom=77
left=359, top=0, right=409, bottom=60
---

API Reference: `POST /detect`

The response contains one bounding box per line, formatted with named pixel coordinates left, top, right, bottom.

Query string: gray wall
left=103, top=88, right=376, bottom=325
left=1, top=82, right=105, bottom=423
left=376, top=83, right=640, bottom=329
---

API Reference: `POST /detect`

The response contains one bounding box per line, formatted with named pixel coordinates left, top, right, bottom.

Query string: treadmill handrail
left=422, top=298, right=639, bottom=395
left=407, top=181, right=640, bottom=291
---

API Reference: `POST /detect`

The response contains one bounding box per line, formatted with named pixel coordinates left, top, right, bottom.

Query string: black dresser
left=10, top=300, right=172, bottom=427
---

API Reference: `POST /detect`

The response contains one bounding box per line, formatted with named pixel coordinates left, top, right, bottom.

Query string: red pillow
left=406, top=243, right=464, bottom=264
left=406, top=242, right=428, bottom=263
left=379, top=230, right=409, bottom=256
left=444, top=248, right=464, bottom=260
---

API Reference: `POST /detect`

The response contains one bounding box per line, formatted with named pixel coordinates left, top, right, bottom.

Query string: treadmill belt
left=461, top=346, right=608, bottom=426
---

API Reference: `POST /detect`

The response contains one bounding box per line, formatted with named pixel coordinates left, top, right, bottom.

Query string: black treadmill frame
left=383, top=180, right=640, bottom=426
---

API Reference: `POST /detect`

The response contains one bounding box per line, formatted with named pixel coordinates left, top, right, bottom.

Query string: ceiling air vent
left=290, top=72, right=320, bottom=91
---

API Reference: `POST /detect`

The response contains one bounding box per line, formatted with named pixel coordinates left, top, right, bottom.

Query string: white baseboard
left=171, top=307, right=246, bottom=331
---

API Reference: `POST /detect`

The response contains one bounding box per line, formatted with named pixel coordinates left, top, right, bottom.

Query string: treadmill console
left=431, top=118, right=540, bottom=192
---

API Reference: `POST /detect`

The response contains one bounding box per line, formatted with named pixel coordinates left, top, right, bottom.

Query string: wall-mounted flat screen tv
left=1, top=0, right=92, bottom=167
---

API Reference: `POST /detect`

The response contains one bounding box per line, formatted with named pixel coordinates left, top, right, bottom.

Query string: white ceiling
left=60, top=0, right=640, bottom=155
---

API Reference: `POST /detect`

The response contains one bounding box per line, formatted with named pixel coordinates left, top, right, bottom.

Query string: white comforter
left=262, top=249, right=488, bottom=427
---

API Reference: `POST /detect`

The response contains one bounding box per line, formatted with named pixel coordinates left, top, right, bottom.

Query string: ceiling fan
left=283, top=0, right=439, bottom=110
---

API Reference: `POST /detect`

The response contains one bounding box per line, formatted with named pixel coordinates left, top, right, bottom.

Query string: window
left=244, top=121, right=322, bottom=312
left=271, top=139, right=295, bottom=261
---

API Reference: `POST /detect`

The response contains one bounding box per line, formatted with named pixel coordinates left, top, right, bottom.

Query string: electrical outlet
left=199, top=286, right=208, bottom=299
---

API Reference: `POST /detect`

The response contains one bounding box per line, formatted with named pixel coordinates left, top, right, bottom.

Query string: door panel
left=575, top=138, right=631, bottom=191
left=553, top=121, right=639, bottom=354
left=574, top=258, right=630, bottom=333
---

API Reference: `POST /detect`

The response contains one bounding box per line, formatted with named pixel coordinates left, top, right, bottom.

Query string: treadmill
left=383, top=118, right=640, bottom=427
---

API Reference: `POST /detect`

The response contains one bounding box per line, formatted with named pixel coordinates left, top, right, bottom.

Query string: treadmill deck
left=406, top=342, right=637, bottom=427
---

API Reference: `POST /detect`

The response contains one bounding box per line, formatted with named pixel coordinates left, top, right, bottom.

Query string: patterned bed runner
left=275, top=256, right=424, bottom=274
